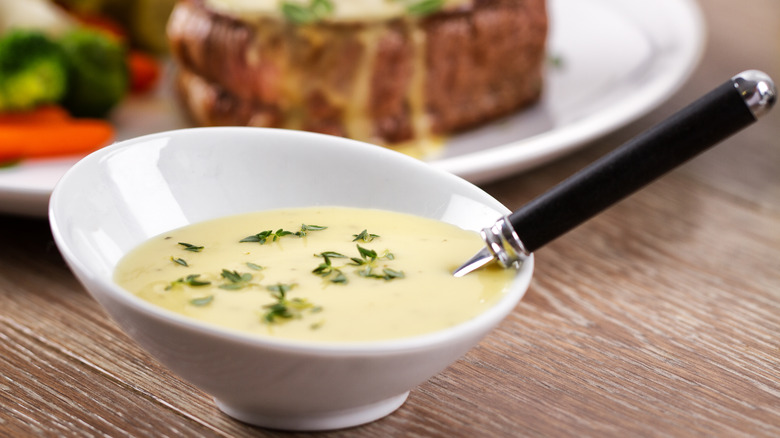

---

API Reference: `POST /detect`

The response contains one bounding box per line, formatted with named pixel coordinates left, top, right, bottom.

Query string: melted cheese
left=343, top=24, right=384, bottom=143
left=405, top=20, right=435, bottom=155
left=206, top=0, right=471, bottom=22
left=114, top=207, right=516, bottom=343
left=220, top=0, right=456, bottom=156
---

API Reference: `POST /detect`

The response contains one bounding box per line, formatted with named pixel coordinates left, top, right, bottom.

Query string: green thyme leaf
left=352, top=229, right=380, bottom=242
left=288, top=297, right=313, bottom=310
left=240, top=233, right=266, bottom=243
left=406, top=0, right=444, bottom=16
left=312, top=263, right=331, bottom=276
left=264, top=303, right=294, bottom=322
left=357, top=266, right=374, bottom=278
left=548, top=54, right=565, bottom=69
left=261, top=284, right=318, bottom=324
left=297, top=224, right=327, bottom=237
left=190, top=295, right=214, bottom=306
left=280, top=0, right=334, bottom=24
left=221, top=269, right=252, bottom=283
left=267, top=283, right=296, bottom=297
left=186, top=275, right=211, bottom=286
left=178, top=242, right=204, bottom=252
left=382, top=268, right=405, bottom=280
left=170, top=256, right=188, bottom=267
left=314, top=245, right=403, bottom=283
left=166, top=274, right=211, bottom=290
left=281, top=2, right=314, bottom=23
left=246, top=262, right=264, bottom=271
left=330, top=270, right=347, bottom=284
left=349, top=244, right=391, bottom=265
left=240, top=230, right=282, bottom=244
left=275, top=229, right=294, bottom=238
left=349, top=256, right=367, bottom=266
left=242, top=225, right=324, bottom=244
left=356, top=266, right=405, bottom=281
left=357, top=244, right=378, bottom=261
left=219, top=269, right=253, bottom=290
left=312, top=252, right=350, bottom=283
left=310, top=0, right=334, bottom=16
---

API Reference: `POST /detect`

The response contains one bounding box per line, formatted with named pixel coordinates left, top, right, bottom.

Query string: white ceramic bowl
left=49, top=127, right=534, bottom=431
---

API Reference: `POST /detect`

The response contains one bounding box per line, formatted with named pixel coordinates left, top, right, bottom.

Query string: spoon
left=454, top=70, right=777, bottom=277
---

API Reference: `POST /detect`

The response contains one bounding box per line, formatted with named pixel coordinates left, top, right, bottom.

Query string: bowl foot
left=214, top=391, right=410, bottom=431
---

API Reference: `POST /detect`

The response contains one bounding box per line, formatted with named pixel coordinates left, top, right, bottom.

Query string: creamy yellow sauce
left=114, top=207, right=515, bottom=343
left=205, top=0, right=472, bottom=23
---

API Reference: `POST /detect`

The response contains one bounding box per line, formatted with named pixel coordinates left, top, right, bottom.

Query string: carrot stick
left=0, top=119, right=114, bottom=158
left=0, top=106, right=71, bottom=125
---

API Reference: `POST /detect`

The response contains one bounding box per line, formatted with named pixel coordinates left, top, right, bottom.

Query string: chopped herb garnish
left=240, top=229, right=291, bottom=244
left=166, top=274, right=211, bottom=290
left=313, top=252, right=349, bottom=284
left=178, top=242, right=204, bottom=252
left=298, top=224, right=327, bottom=236
left=263, top=302, right=294, bottom=323
left=190, top=295, right=214, bottom=306
left=280, top=0, right=334, bottom=24
left=241, top=224, right=326, bottom=244
left=356, top=265, right=374, bottom=278
left=267, top=283, right=296, bottom=295
left=314, top=245, right=403, bottom=282
left=246, top=262, right=264, bottom=271
left=219, top=269, right=253, bottom=290
left=357, top=266, right=406, bottom=281
left=350, top=244, right=393, bottom=265
left=262, top=283, right=318, bottom=324
left=330, top=270, right=348, bottom=284
left=356, top=244, right=377, bottom=261
left=381, top=268, right=405, bottom=280
left=351, top=245, right=404, bottom=280
left=352, top=229, right=380, bottom=242
left=405, top=0, right=444, bottom=16
left=548, top=54, right=565, bottom=69
left=350, top=256, right=368, bottom=266
left=312, top=256, right=335, bottom=276
left=170, top=256, right=188, bottom=267
left=318, top=251, right=347, bottom=259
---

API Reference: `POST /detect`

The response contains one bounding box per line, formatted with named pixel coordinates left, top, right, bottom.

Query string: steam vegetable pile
left=0, top=0, right=163, bottom=165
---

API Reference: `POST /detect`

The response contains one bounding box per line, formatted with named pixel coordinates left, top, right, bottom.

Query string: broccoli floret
left=59, top=29, right=128, bottom=117
left=0, top=30, right=68, bottom=111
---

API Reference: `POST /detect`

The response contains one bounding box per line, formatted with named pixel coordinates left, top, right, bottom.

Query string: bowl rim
left=49, top=127, right=535, bottom=355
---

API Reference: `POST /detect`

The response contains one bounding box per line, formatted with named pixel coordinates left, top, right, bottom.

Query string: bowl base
left=215, top=391, right=410, bottom=431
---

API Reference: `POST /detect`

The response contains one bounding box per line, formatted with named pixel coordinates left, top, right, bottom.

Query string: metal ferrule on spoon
left=454, top=70, right=777, bottom=277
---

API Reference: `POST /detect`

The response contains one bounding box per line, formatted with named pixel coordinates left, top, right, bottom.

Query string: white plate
left=0, top=0, right=704, bottom=217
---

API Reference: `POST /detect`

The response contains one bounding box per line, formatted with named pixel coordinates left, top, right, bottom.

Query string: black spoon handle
left=453, top=70, right=776, bottom=277
left=509, top=70, right=774, bottom=253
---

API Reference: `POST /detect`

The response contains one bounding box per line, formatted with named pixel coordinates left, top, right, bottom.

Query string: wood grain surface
left=1, top=0, right=778, bottom=436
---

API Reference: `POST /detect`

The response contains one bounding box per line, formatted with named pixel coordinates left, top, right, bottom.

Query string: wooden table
left=2, top=1, right=778, bottom=436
